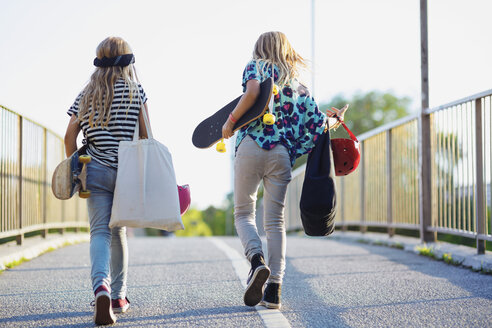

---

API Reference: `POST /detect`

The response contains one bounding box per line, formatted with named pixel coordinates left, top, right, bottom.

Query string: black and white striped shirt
left=67, top=80, right=147, bottom=168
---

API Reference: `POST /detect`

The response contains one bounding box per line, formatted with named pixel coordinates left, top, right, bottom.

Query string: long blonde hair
left=252, top=31, right=307, bottom=87
left=79, top=37, right=138, bottom=128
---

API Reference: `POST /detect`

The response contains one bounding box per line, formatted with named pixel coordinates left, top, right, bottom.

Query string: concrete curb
left=0, top=233, right=90, bottom=271
left=331, top=231, right=492, bottom=273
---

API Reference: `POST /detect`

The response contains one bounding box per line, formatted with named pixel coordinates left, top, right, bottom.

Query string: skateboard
left=192, top=77, right=273, bottom=152
left=51, top=148, right=91, bottom=200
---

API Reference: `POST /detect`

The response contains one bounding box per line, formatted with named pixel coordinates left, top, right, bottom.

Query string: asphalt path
left=0, top=236, right=491, bottom=327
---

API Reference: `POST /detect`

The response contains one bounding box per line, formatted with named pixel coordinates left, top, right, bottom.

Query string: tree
left=202, top=206, right=226, bottom=235
left=175, top=208, right=212, bottom=237
left=320, top=91, right=412, bottom=136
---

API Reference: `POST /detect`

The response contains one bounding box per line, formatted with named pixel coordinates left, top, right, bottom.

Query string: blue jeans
left=86, top=160, right=128, bottom=299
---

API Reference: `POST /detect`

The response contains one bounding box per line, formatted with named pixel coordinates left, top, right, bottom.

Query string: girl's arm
left=138, top=103, right=151, bottom=139
left=64, top=115, right=81, bottom=157
left=222, top=79, right=261, bottom=139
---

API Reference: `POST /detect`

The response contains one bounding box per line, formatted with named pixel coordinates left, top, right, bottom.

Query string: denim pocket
left=87, top=160, right=117, bottom=193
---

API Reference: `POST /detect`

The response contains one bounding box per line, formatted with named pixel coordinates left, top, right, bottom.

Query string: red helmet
left=178, top=184, right=191, bottom=215
left=331, top=138, right=360, bottom=176
left=330, top=117, right=361, bottom=176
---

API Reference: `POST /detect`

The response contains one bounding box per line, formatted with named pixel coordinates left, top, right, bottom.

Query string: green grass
left=391, top=242, right=405, bottom=250
left=0, top=240, right=84, bottom=274
left=441, top=252, right=461, bottom=265
left=4, top=257, right=29, bottom=270
left=416, top=245, right=437, bottom=259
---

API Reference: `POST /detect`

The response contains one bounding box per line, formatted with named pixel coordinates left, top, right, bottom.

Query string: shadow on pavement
left=283, top=256, right=351, bottom=328
left=0, top=311, right=91, bottom=328
left=334, top=238, right=492, bottom=300
left=117, top=305, right=256, bottom=325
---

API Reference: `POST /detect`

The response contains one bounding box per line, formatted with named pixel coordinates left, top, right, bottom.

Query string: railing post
left=16, top=116, right=23, bottom=245
left=387, top=130, right=394, bottom=237
left=60, top=142, right=65, bottom=235
left=474, top=98, right=486, bottom=254
left=419, top=0, right=436, bottom=243
left=42, top=128, right=48, bottom=238
left=340, top=177, right=347, bottom=231
left=360, top=143, right=366, bottom=233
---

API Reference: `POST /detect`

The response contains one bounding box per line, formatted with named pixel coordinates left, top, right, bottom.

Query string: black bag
left=299, top=131, right=337, bottom=236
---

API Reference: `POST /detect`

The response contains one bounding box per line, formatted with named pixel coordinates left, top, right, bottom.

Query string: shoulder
left=72, top=90, right=85, bottom=106
left=67, top=91, right=84, bottom=116
left=242, top=60, right=262, bottom=87
left=243, top=60, right=259, bottom=74
left=74, top=91, right=84, bottom=102
left=296, top=82, right=311, bottom=98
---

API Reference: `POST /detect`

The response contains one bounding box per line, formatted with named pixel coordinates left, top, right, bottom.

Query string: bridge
left=1, top=84, right=492, bottom=327
left=0, top=235, right=491, bottom=327
left=1, top=4, right=492, bottom=328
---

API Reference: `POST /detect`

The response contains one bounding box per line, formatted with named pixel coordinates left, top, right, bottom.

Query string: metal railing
left=0, top=105, right=88, bottom=245
left=285, top=90, right=492, bottom=254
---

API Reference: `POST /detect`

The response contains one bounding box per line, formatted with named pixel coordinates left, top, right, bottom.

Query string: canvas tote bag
left=109, top=103, right=184, bottom=231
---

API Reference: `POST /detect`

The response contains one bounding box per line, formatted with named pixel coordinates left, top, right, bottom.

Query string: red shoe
left=112, top=297, right=130, bottom=314
left=94, top=285, right=116, bottom=325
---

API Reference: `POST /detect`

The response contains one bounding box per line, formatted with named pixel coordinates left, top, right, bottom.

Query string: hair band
left=93, top=54, right=135, bottom=67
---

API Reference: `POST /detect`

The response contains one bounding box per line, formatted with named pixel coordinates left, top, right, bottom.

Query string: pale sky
left=1, top=0, right=491, bottom=209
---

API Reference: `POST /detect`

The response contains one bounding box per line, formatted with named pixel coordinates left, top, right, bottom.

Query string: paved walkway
left=0, top=234, right=491, bottom=327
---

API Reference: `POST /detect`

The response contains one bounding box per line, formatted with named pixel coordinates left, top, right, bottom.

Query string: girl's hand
left=222, top=117, right=235, bottom=139
left=326, top=104, right=349, bottom=130
left=327, top=104, right=349, bottom=119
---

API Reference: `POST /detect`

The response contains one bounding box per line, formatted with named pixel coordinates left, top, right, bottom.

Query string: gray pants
left=234, top=136, right=292, bottom=283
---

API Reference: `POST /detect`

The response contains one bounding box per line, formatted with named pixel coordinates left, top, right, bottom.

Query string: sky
left=1, top=0, right=491, bottom=209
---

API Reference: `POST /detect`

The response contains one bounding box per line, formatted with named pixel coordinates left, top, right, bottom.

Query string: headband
left=93, top=54, right=135, bottom=67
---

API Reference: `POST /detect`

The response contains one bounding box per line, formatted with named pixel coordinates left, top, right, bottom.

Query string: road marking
left=210, top=237, right=291, bottom=328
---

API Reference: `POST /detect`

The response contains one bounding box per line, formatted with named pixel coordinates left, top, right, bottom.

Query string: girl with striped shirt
left=64, top=36, right=150, bottom=325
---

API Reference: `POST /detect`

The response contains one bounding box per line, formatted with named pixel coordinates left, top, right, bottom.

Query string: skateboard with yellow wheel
left=52, top=147, right=92, bottom=200
left=192, top=78, right=274, bottom=153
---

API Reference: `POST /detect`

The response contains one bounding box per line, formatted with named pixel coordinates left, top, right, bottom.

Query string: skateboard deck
left=52, top=148, right=91, bottom=200
left=192, top=77, right=273, bottom=149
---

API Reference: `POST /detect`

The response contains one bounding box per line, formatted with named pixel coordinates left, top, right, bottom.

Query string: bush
left=175, top=209, right=212, bottom=237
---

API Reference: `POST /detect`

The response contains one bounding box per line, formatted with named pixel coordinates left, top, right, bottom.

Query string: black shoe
left=244, top=254, right=270, bottom=306
left=260, top=282, right=282, bottom=309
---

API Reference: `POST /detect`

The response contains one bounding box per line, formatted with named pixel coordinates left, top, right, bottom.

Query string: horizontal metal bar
left=337, top=222, right=419, bottom=230
left=387, top=223, right=420, bottom=230
left=424, top=88, right=492, bottom=115
left=0, top=104, right=63, bottom=139
left=427, top=226, right=477, bottom=239
left=0, top=173, right=49, bottom=185
left=428, top=228, right=492, bottom=242
left=357, top=113, right=420, bottom=142
left=476, top=234, right=492, bottom=242
left=0, top=222, right=89, bottom=240
left=291, top=165, right=305, bottom=179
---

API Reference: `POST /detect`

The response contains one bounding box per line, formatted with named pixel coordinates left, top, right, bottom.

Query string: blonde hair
left=252, top=31, right=307, bottom=87
left=79, top=37, right=139, bottom=128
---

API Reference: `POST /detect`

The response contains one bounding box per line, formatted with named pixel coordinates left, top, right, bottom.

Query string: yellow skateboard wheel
left=79, top=190, right=91, bottom=198
left=79, top=155, right=91, bottom=164
left=263, top=113, right=275, bottom=125
left=272, top=84, right=278, bottom=96
left=216, top=139, right=226, bottom=153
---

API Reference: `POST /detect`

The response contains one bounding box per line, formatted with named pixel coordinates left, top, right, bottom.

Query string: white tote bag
left=109, top=104, right=184, bottom=231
